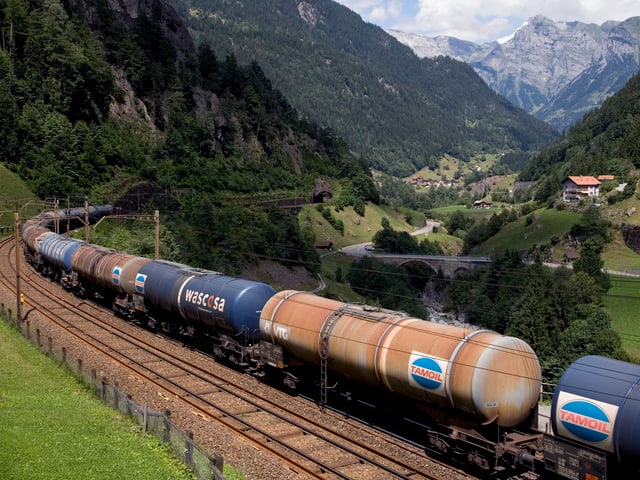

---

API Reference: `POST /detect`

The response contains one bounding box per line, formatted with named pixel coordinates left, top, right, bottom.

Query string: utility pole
left=154, top=210, right=160, bottom=260
left=14, top=211, right=22, bottom=321
left=84, top=198, right=89, bottom=242
left=54, top=198, right=59, bottom=234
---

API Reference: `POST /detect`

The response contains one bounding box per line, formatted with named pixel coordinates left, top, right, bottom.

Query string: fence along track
left=0, top=235, right=472, bottom=480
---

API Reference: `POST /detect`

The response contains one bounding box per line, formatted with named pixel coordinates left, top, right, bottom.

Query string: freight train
left=20, top=205, right=640, bottom=480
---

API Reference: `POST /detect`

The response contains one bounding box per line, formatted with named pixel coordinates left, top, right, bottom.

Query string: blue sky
left=334, top=1, right=640, bottom=43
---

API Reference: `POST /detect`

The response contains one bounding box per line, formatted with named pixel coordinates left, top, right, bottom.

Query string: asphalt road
left=340, top=221, right=441, bottom=257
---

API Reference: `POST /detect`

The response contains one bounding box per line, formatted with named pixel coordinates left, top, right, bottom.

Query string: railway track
left=0, top=235, right=477, bottom=480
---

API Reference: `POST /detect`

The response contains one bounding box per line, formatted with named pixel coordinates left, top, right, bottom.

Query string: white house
left=562, top=176, right=600, bottom=203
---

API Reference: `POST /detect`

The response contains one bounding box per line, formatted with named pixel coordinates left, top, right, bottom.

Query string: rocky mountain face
left=389, top=15, right=640, bottom=131
left=67, top=0, right=196, bottom=69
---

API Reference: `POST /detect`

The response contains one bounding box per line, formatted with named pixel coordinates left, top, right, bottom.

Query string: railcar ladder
left=318, top=309, right=342, bottom=409
left=320, top=339, right=328, bottom=407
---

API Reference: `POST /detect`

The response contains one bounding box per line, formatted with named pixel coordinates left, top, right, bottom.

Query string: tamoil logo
left=559, top=400, right=611, bottom=443
left=135, top=274, right=147, bottom=294
left=410, top=357, right=444, bottom=390
left=112, top=266, right=121, bottom=285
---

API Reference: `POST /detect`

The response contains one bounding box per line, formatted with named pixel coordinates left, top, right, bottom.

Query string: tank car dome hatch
left=551, top=355, right=640, bottom=465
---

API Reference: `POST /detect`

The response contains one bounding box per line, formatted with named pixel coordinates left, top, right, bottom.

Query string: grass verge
left=0, top=319, right=195, bottom=480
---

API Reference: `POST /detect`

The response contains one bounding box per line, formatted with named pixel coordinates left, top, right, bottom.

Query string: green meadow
left=0, top=320, right=196, bottom=480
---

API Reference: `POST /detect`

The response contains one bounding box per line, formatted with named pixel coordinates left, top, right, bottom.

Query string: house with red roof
left=561, top=176, right=601, bottom=203
left=597, top=174, right=615, bottom=182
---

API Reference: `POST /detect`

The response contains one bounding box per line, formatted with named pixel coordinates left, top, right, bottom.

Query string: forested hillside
left=166, top=0, right=558, bottom=176
left=519, top=73, right=640, bottom=200
left=0, top=0, right=377, bottom=273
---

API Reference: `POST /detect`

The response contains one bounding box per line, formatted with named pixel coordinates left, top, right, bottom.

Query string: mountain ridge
left=389, top=15, right=640, bottom=131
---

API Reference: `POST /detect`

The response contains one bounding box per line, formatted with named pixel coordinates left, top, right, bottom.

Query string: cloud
left=347, top=0, right=404, bottom=25
left=335, top=0, right=640, bottom=43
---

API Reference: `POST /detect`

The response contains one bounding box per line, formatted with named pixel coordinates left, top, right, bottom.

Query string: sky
left=333, top=0, right=640, bottom=44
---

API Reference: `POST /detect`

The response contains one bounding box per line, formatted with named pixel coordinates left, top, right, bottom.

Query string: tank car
left=542, top=355, right=640, bottom=480
left=21, top=223, right=56, bottom=268
left=33, top=204, right=113, bottom=232
left=136, top=260, right=276, bottom=361
left=108, top=253, right=152, bottom=318
left=259, top=290, right=542, bottom=427
left=38, top=234, right=85, bottom=282
left=68, top=243, right=122, bottom=299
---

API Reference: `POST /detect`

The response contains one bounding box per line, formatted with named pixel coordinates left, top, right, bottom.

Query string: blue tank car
left=551, top=355, right=640, bottom=467
left=177, top=274, right=276, bottom=341
left=137, top=260, right=276, bottom=341
left=136, top=260, right=196, bottom=317
left=87, top=204, right=113, bottom=220
left=39, top=234, right=85, bottom=272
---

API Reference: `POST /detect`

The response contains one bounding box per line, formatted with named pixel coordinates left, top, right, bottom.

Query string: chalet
left=597, top=175, right=615, bottom=182
left=562, top=176, right=600, bottom=203
left=314, top=240, right=334, bottom=251
left=473, top=200, right=493, bottom=209
left=563, top=250, right=579, bottom=263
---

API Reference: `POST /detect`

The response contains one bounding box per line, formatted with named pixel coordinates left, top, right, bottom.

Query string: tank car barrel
left=260, top=290, right=542, bottom=428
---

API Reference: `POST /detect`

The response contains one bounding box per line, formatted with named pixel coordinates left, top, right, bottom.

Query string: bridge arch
left=395, top=258, right=439, bottom=276
left=452, top=267, right=472, bottom=277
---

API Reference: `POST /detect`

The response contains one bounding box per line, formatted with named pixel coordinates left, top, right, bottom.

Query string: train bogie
left=260, top=290, right=542, bottom=428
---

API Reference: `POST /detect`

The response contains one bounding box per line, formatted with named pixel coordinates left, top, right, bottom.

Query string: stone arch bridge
left=368, top=253, right=492, bottom=278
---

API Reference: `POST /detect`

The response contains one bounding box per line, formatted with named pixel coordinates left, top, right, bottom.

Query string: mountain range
left=164, top=0, right=557, bottom=177
left=389, top=15, right=640, bottom=132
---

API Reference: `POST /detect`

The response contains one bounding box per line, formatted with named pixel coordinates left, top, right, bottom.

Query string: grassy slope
left=603, top=275, right=640, bottom=361
left=0, top=165, right=37, bottom=231
left=0, top=164, right=34, bottom=202
left=298, top=203, right=422, bottom=250
left=0, top=320, right=195, bottom=480
left=475, top=208, right=581, bottom=257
